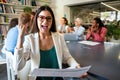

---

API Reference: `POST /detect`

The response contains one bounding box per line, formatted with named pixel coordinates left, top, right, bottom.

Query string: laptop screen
left=64, top=33, right=78, bottom=41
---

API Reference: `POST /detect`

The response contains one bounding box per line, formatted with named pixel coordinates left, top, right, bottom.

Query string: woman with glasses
left=14, top=5, right=86, bottom=80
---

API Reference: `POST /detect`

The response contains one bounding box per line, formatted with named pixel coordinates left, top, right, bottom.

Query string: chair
left=5, top=51, right=16, bottom=80
left=18, top=60, right=31, bottom=80
left=5, top=50, right=31, bottom=80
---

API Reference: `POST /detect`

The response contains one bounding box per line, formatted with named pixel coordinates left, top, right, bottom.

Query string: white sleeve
left=57, top=25, right=62, bottom=31
left=60, top=34, right=79, bottom=67
left=14, top=35, right=31, bottom=71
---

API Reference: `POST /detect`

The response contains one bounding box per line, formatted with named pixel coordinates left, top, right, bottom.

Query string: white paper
left=78, top=41, right=100, bottom=46
left=0, top=58, right=6, bottom=64
left=30, top=66, right=91, bottom=77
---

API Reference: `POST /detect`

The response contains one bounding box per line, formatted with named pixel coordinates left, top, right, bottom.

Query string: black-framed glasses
left=38, top=15, right=52, bottom=22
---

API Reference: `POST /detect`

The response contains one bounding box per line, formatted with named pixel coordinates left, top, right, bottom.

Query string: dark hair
left=94, top=17, right=104, bottom=28
left=62, top=17, right=68, bottom=25
left=8, top=18, right=18, bottom=31
left=33, top=5, right=56, bottom=33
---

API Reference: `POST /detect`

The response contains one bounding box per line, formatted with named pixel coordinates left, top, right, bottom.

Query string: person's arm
left=57, top=25, right=63, bottom=33
left=86, top=26, right=98, bottom=40
left=60, top=34, right=80, bottom=67
left=66, top=26, right=71, bottom=33
left=65, top=25, right=71, bottom=33
left=92, top=27, right=107, bottom=42
left=60, top=34, right=88, bottom=77
left=16, top=25, right=26, bottom=49
left=86, top=27, right=92, bottom=40
left=14, top=25, right=31, bottom=71
left=76, top=27, right=85, bottom=36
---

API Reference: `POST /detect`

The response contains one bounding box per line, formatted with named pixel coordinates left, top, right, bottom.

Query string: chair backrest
left=18, top=60, right=31, bottom=80
left=5, top=50, right=31, bottom=80
left=5, top=51, right=16, bottom=80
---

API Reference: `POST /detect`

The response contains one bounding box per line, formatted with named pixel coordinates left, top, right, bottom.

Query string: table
left=67, top=41, right=120, bottom=80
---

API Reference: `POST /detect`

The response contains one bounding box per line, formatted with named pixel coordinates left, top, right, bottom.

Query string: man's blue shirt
left=5, top=25, right=18, bottom=54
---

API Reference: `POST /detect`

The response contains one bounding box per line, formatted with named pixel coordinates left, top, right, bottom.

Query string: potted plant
left=113, top=21, right=120, bottom=40
left=106, top=23, right=114, bottom=41
left=23, top=7, right=32, bottom=13
left=106, top=21, right=120, bottom=41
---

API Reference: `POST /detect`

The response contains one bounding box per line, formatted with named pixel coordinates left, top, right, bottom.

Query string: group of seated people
left=57, top=17, right=85, bottom=41
left=57, top=17, right=107, bottom=42
left=1, top=5, right=107, bottom=80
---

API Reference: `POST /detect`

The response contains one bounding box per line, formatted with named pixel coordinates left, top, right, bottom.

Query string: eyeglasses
left=38, top=15, right=52, bottom=22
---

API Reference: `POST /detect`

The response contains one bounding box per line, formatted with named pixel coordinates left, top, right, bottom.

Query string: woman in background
left=86, top=17, right=107, bottom=42
left=57, top=17, right=69, bottom=33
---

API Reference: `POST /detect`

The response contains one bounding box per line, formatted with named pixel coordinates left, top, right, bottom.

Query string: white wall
left=54, top=0, right=65, bottom=26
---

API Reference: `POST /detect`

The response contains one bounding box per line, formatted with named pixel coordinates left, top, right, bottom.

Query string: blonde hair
left=19, top=12, right=31, bottom=25
left=76, top=18, right=83, bottom=24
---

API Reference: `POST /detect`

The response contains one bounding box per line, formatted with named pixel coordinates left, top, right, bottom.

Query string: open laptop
left=64, top=33, right=78, bottom=41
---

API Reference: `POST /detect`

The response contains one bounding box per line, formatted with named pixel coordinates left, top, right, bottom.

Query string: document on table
left=78, top=41, right=100, bottom=46
left=30, top=66, right=91, bottom=77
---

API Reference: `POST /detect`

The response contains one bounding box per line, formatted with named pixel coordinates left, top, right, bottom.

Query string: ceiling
left=69, top=0, right=120, bottom=23
left=70, top=0, right=120, bottom=12
left=101, top=0, right=120, bottom=12
left=67, top=0, right=109, bottom=6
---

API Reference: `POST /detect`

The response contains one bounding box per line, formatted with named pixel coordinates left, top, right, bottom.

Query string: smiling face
left=37, top=10, right=52, bottom=34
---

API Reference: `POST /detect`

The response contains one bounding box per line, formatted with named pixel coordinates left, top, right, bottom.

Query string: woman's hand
left=18, top=25, right=26, bottom=37
left=87, top=27, right=92, bottom=34
left=16, top=25, right=26, bottom=49
left=91, top=26, right=99, bottom=33
left=76, top=65, right=88, bottom=78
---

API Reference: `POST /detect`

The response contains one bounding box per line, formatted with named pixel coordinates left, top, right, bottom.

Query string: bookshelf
left=0, top=0, right=53, bottom=25
left=0, top=0, right=54, bottom=43
left=35, top=0, right=53, bottom=7
left=0, top=1, right=37, bottom=44
left=0, top=2, right=37, bottom=24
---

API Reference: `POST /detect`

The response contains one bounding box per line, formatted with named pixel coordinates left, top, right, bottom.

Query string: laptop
left=64, top=33, right=78, bottom=41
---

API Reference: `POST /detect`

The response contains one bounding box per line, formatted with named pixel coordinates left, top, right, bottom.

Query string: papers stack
left=78, top=41, right=100, bottom=46
left=30, top=66, right=91, bottom=77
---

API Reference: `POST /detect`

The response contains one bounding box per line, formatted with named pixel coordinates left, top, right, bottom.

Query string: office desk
left=67, top=41, right=120, bottom=80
